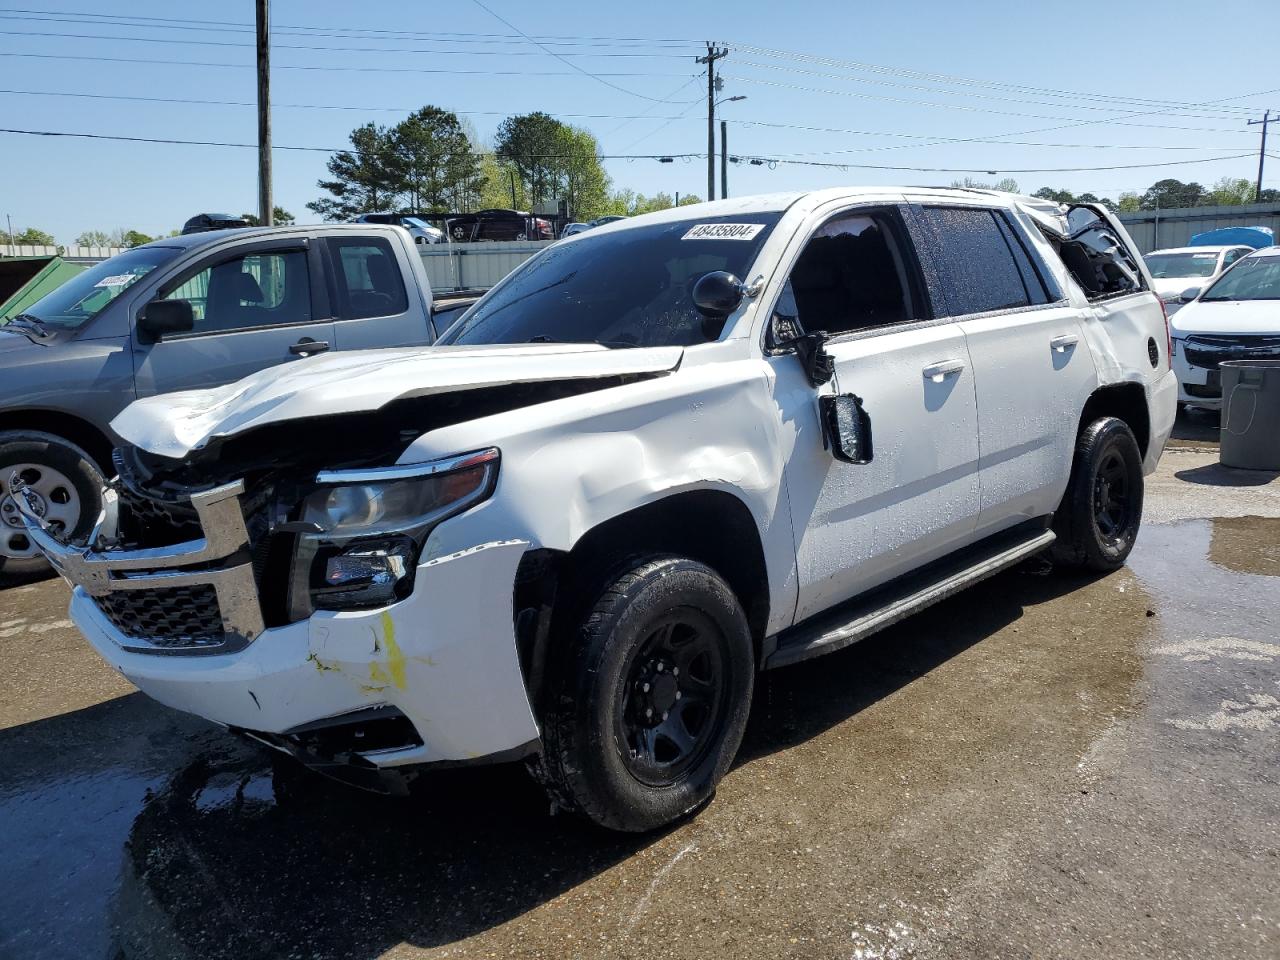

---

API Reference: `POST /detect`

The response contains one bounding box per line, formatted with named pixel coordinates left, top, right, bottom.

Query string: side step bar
left=764, top=523, right=1056, bottom=670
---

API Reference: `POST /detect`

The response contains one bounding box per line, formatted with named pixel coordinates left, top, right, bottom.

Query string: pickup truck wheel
left=1051, top=417, right=1144, bottom=572
left=538, top=557, right=753, bottom=832
left=0, top=431, right=104, bottom=586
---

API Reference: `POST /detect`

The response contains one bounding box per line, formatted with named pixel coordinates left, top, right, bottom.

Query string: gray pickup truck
left=0, top=224, right=475, bottom=582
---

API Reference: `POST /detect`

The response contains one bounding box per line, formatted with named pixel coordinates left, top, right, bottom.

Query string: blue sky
left=3, top=0, right=1277, bottom=243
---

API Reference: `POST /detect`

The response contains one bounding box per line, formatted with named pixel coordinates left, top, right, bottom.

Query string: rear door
left=132, top=239, right=335, bottom=397
left=324, top=234, right=426, bottom=350
left=770, top=202, right=982, bottom=620
left=910, top=201, right=1097, bottom=536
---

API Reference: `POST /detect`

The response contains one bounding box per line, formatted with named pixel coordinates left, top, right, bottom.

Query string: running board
left=765, top=523, right=1056, bottom=670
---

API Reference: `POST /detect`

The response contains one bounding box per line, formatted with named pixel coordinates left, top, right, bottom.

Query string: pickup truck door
left=131, top=239, right=335, bottom=398
left=769, top=203, right=982, bottom=623
left=323, top=234, right=432, bottom=350
left=909, top=202, right=1098, bottom=537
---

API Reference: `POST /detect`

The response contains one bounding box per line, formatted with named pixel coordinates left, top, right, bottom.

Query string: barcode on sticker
left=681, top=223, right=764, bottom=241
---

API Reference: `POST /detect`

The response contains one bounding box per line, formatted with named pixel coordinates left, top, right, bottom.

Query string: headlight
left=288, top=448, right=499, bottom=614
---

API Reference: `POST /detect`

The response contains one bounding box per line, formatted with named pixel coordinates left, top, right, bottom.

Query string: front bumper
left=1172, top=345, right=1221, bottom=409
left=18, top=482, right=541, bottom=769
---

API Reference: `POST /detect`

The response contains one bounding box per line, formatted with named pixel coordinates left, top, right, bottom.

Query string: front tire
left=1051, top=417, right=1144, bottom=572
left=0, top=431, right=104, bottom=585
left=537, top=557, right=754, bottom=832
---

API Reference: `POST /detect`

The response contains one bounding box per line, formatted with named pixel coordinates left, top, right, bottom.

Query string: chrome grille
left=93, top=585, right=224, bottom=648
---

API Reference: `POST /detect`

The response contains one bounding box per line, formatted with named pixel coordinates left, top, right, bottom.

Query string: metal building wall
left=1117, top=203, right=1280, bottom=253
left=418, top=240, right=550, bottom=291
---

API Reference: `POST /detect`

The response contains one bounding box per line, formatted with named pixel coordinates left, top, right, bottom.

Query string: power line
left=0, top=126, right=1260, bottom=176
left=467, top=0, right=693, bottom=103
left=0, top=27, right=697, bottom=58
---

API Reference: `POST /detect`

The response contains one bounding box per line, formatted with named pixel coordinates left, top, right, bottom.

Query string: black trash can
left=1220, top=360, right=1280, bottom=471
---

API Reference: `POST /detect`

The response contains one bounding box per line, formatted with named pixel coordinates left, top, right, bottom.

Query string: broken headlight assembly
left=287, top=448, right=499, bottom=616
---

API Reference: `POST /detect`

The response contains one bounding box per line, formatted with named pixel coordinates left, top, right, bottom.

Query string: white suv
left=21, top=188, right=1176, bottom=832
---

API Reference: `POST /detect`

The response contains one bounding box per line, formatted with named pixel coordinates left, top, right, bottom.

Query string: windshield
left=401, top=217, right=431, bottom=230
left=11, top=246, right=180, bottom=330
left=1144, top=252, right=1220, bottom=279
left=440, top=213, right=781, bottom=348
left=1201, top=255, right=1280, bottom=301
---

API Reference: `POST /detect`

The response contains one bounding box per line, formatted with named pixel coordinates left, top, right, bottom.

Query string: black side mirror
left=1180, top=286, right=1202, bottom=303
left=820, top=393, right=873, bottom=464
left=137, top=299, right=195, bottom=343
left=691, top=271, right=744, bottom=318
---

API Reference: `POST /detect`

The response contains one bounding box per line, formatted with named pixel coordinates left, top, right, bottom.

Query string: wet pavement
left=1, top=440, right=1278, bottom=959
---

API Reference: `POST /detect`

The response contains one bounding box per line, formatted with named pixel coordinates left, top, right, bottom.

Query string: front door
left=770, top=205, right=982, bottom=623
left=132, top=241, right=335, bottom=397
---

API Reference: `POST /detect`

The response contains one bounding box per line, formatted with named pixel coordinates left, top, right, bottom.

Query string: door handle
left=1050, top=334, right=1079, bottom=353
left=922, top=358, right=965, bottom=382
left=290, top=338, right=330, bottom=356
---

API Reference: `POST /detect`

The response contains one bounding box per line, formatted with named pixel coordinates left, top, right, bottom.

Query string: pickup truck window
left=785, top=210, right=923, bottom=336
left=328, top=237, right=409, bottom=319
left=16, top=246, right=179, bottom=330
left=922, top=206, right=1035, bottom=315
left=162, top=250, right=311, bottom=333
left=439, top=213, right=781, bottom=348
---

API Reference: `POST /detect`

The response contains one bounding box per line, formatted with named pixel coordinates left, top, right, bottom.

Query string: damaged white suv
left=19, top=188, right=1176, bottom=832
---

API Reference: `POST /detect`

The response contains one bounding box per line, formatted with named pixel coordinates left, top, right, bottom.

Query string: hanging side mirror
left=691, top=271, right=744, bottom=317
left=820, top=394, right=873, bottom=464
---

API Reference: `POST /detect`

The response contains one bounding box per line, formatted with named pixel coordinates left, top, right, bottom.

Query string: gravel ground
left=1, top=426, right=1277, bottom=960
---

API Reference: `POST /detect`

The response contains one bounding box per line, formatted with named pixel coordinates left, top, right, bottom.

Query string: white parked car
left=19, top=188, right=1175, bottom=832
left=349, top=213, right=445, bottom=245
left=1168, top=245, right=1280, bottom=410
left=1144, top=245, right=1253, bottom=315
left=559, top=222, right=591, bottom=238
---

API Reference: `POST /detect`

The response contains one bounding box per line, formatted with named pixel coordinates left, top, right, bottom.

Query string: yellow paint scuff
left=367, top=611, right=407, bottom=690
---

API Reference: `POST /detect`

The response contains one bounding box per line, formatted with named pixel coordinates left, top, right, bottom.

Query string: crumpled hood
left=1170, top=299, right=1280, bottom=337
left=112, top=342, right=684, bottom=458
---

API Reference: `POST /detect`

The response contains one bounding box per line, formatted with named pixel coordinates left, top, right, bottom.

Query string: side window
left=995, top=213, right=1059, bottom=304
left=329, top=238, right=409, bottom=320
left=785, top=210, right=923, bottom=337
left=921, top=206, right=1030, bottom=315
left=1222, top=249, right=1244, bottom=268
left=162, top=250, right=311, bottom=333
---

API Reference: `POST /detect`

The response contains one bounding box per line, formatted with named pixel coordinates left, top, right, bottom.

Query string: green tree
left=495, top=112, right=564, bottom=208
left=1033, top=187, right=1075, bottom=203
left=1140, top=178, right=1205, bottom=210
left=13, top=227, right=55, bottom=245
left=1206, top=176, right=1255, bottom=206
left=476, top=153, right=528, bottom=210
left=390, top=106, right=481, bottom=214
left=241, top=207, right=296, bottom=226
left=308, top=123, right=400, bottom=220
left=1116, top=192, right=1141, bottom=213
left=950, top=176, right=1020, bottom=193
left=119, top=229, right=154, bottom=248
left=75, top=229, right=112, bottom=247
left=555, top=125, right=611, bottom=220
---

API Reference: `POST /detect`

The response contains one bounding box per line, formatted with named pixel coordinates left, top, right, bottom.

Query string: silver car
left=350, top=213, right=446, bottom=245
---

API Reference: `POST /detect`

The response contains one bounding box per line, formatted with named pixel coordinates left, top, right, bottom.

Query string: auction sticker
left=94, top=274, right=136, bottom=288
left=682, top=223, right=765, bottom=241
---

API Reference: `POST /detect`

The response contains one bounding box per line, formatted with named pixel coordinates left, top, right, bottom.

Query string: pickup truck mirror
left=692, top=271, right=744, bottom=318
left=137, top=299, right=195, bottom=343
left=1179, top=286, right=1203, bottom=303
left=820, top=393, right=873, bottom=464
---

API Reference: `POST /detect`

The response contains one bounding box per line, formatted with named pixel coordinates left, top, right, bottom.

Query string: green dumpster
left=0, top=255, right=89, bottom=321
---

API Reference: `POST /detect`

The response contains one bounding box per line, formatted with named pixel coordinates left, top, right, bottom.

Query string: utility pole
left=1248, top=110, right=1272, bottom=203
left=255, top=0, right=272, bottom=226
left=697, top=42, right=728, bottom=202
left=720, top=120, right=728, bottom=200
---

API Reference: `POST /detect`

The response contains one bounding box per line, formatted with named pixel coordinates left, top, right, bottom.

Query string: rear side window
left=921, top=206, right=1030, bottom=315
left=328, top=238, right=409, bottom=319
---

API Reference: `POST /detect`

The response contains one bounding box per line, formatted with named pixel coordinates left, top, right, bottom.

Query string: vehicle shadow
left=1174, top=462, right=1280, bottom=486
left=2, top=565, right=1108, bottom=960
left=1169, top=406, right=1219, bottom=446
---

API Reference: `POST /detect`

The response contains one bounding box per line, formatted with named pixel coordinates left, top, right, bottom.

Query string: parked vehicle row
left=14, top=187, right=1176, bottom=833
left=349, top=213, right=446, bottom=245
left=0, top=225, right=477, bottom=583
left=444, top=208, right=554, bottom=242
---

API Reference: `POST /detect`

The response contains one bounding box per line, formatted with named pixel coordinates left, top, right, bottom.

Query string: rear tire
left=1051, top=417, right=1144, bottom=572
left=536, top=556, right=754, bottom=832
left=0, top=431, right=104, bottom=586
